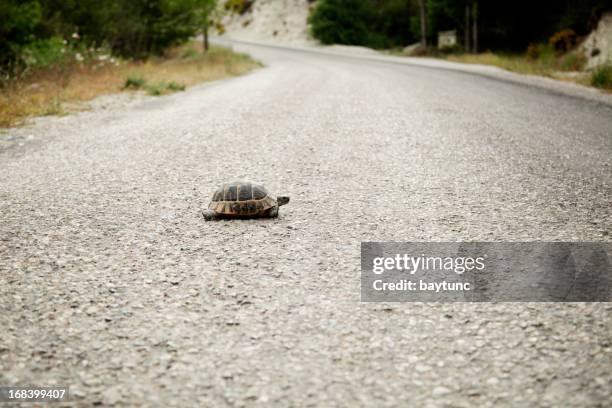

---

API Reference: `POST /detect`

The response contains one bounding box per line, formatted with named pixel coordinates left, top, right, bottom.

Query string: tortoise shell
left=208, top=181, right=277, bottom=216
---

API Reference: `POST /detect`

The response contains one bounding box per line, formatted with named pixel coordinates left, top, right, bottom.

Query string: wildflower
left=75, top=52, right=84, bottom=61
left=72, top=32, right=80, bottom=40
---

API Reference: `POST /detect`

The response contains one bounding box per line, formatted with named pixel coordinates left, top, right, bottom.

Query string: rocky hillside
left=581, top=12, right=612, bottom=70
left=219, top=0, right=314, bottom=45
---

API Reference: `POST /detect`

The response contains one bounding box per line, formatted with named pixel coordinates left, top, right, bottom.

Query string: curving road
left=1, top=40, right=611, bottom=407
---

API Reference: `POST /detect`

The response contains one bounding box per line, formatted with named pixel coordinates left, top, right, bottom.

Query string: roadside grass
left=389, top=48, right=556, bottom=75
left=590, top=65, right=612, bottom=90
left=445, top=52, right=556, bottom=76
left=142, top=81, right=186, bottom=96
left=441, top=51, right=612, bottom=90
left=444, top=52, right=612, bottom=91
left=123, top=75, right=186, bottom=95
left=389, top=43, right=611, bottom=90
left=0, top=43, right=261, bottom=128
left=123, top=74, right=146, bottom=89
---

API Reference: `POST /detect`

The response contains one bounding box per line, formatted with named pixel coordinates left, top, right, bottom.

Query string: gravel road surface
left=1, top=41, right=611, bottom=407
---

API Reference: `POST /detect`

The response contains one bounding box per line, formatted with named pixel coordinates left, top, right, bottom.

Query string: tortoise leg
left=267, top=206, right=279, bottom=218
left=202, top=209, right=220, bottom=221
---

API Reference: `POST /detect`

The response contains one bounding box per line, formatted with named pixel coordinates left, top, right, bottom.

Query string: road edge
left=215, top=37, right=612, bottom=108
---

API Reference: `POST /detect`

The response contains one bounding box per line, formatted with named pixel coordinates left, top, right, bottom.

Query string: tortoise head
left=277, top=196, right=290, bottom=206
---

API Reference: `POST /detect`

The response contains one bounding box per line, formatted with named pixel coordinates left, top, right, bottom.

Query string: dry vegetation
left=391, top=28, right=611, bottom=92
left=445, top=52, right=557, bottom=75
left=444, top=52, right=579, bottom=77
left=444, top=52, right=612, bottom=91
left=0, top=43, right=261, bottom=128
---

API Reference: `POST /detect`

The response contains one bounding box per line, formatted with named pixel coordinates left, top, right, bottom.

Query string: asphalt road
left=1, top=41, right=611, bottom=407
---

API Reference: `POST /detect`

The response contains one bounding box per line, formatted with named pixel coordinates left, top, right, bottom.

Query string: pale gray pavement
left=1, top=41, right=611, bottom=407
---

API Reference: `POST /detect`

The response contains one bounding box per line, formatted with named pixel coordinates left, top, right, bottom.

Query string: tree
left=417, top=0, right=427, bottom=47
left=471, top=0, right=478, bottom=53
left=464, top=0, right=470, bottom=51
left=308, top=0, right=375, bottom=46
left=0, top=0, right=41, bottom=67
left=194, top=0, right=216, bottom=53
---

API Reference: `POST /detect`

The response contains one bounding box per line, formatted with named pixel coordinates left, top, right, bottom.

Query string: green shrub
left=591, top=65, right=612, bottom=89
left=144, top=80, right=186, bottom=96
left=20, top=37, right=69, bottom=69
left=123, top=74, right=146, bottom=89
left=166, top=81, right=185, bottom=91
left=559, top=52, right=586, bottom=71
left=145, top=83, right=163, bottom=96
left=526, top=42, right=555, bottom=64
left=536, top=43, right=556, bottom=66
left=29, top=0, right=216, bottom=60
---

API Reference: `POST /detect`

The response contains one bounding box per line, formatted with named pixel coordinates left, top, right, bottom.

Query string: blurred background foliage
left=309, top=0, right=611, bottom=50
left=3, top=0, right=609, bottom=70
left=1, top=0, right=610, bottom=89
left=0, top=0, right=216, bottom=73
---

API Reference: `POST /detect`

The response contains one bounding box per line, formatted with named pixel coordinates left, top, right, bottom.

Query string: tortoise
left=202, top=181, right=290, bottom=221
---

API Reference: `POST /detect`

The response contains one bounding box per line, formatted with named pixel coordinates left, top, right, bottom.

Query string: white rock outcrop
left=220, top=0, right=314, bottom=45
left=581, top=12, right=612, bottom=70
